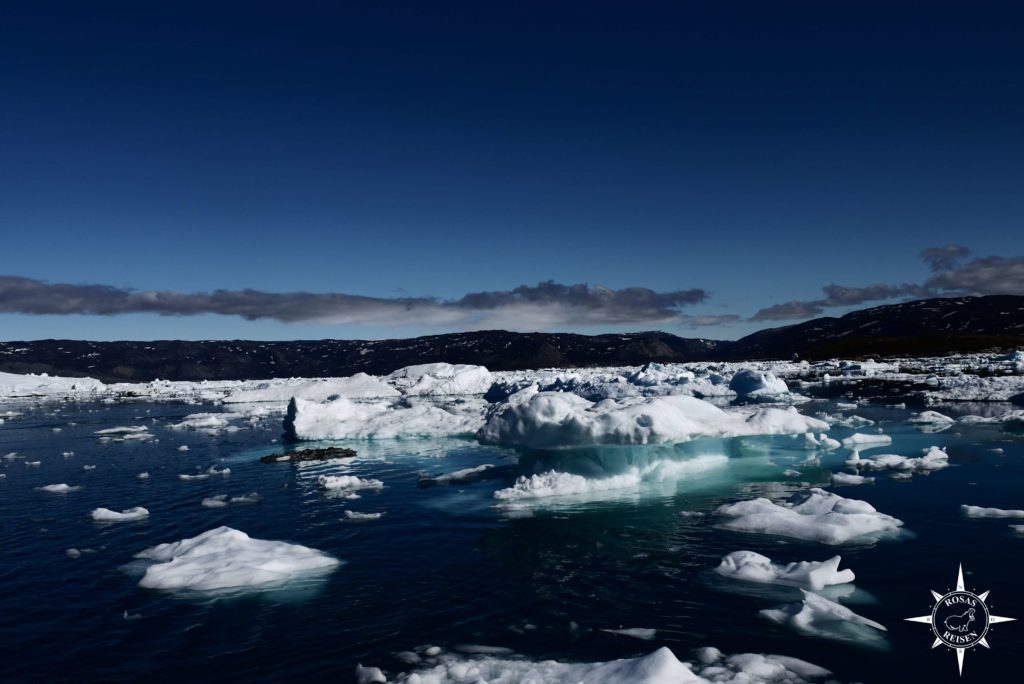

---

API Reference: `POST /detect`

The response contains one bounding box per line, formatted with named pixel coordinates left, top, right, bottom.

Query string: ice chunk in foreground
left=715, top=551, right=855, bottom=591
left=761, top=590, right=887, bottom=647
left=390, top=645, right=832, bottom=683
left=716, top=488, right=903, bottom=545
left=91, top=507, right=149, bottom=522
left=477, top=387, right=828, bottom=449
left=134, top=526, right=340, bottom=591
left=961, top=505, right=1024, bottom=519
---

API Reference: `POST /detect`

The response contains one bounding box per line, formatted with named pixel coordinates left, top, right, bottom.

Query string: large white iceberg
left=477, top=387, right=828, bottom=449
left=388, top=363, right=493, bottom=396
left=716, top=488, right=903, bottom=545
left=715, top=551, right=855, bottom=591
left=729, top=369, right=790, bottom=400
left=224, top=374, right=400, bottom=403
left=134, top=526, right=340, bottom=591
left=284, top=396, right=485, bottom=440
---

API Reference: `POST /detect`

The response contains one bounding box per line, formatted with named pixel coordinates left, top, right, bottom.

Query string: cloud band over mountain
left=0, top=276, right=721, bottom=328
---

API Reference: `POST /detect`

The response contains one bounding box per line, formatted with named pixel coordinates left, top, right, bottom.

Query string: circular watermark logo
left=930, top=590, right=989, bottom=649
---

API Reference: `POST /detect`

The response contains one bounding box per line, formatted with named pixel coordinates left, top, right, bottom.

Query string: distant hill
left=1, top=296, right=1022, bottom=381
left=0, top=331, right=720, bottom=382
left=725, top=295, right=1024, bottom=360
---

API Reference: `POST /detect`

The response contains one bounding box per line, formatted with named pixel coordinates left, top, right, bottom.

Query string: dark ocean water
left=1, top=397, right=1023, bottom=683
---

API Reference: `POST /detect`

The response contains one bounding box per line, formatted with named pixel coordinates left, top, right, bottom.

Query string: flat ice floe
left=386, top=645, right=832, bottom=683
left=284, top=396, right=485, bottom=440
left=840, top=433, right=892, bottom=451
left=318, top=474, right=384, bottom=493
left=716, top=488, right=903, bottom=545
left=477, top=387, right=828, bottom=449
left=224, top=373, right=401, bottom=404
left=201, top=493, right=263, bottom=508
left=169, top=412, right=241, bottom=430
left=37, top=483, right=81, bottom=493
left=846, top=446, right=949, bottom=474
left=761, top=590, right=887, bottom=647
left=715, top=551, right=855, bottom=591
left=961, top=505, right=1024, bottom=518
left=91, top=506, right=150, bottom=522
left=134, top=526, right=340, bottom=591
left=831, top=472, right=874, bottom=486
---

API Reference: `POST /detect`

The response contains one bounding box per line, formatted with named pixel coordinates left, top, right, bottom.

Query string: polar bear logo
left=944, top=607, right=976, bottom=633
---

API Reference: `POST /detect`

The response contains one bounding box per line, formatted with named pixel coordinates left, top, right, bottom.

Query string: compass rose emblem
left=905, top=564, right=1016, bottom=675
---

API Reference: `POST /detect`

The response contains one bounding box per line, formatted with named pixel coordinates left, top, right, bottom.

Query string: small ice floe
left=26, top=460, right=41, bottom=467
left=761, top=590, right=887, bottom=647
left=83, top=465, right=96, bottom=471
left=990, top=448, right=1005, bottom=455
left=66, top=548, right=82, bottom=559
left=95, top=426, right=149, bottom=436
left=123, top=610, right=142, bottom=621
left=961, top=505, right=1024, bottom=519
left=169, top=412, right=242, bottom=431
left=716, top=488, right=903, bottom=545
left=907, top=410, right=955, bottom=427
left=318, top=475, right=383, bottom=493
left=91, top=507, right=150, bottom=522
left=134, top=526, right=340, bottom=591
left=678, top=510, right=706, bottom=518
left=1009, top=525, right=1024, bottom=534
left=841, top=433, right=892, bottom=451
left=422, top=464, right=496, bottom=485
left=177, top=445, right=190, bottom=452
left=846, top=446, right=948, bottom=474
left=137, top=472, right=150, bottom=480
left=343, top=510, right=385, bottom=521
left=831, top=472, right=874, bottom=486
left=783, top=469, right=803, bottom=477
left=835, top=402, right=859, bottom=410
left=201, top=493, right=262, bottom=508
left=830, top=414, right=874, bottom=428
left=37, top=483, right=81, bottom=493
left=599, top=627, right=657, bottom=640
left=62, top=451, right=74, bottom=458
left=179, top=465, right=230, bottom=481
left=715, top=551, right=855, bottom=591
left=354, top=664, right=386, bottom=684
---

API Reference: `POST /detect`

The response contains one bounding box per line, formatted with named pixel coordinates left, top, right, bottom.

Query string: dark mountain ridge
left=1, top=296, right=1022, bottom=382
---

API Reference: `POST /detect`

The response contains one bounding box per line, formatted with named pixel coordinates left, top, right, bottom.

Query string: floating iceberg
left=715, top=551, right=855, bottom=591
left=318, top=474, right=384, bottom=492
left=846, top=446, right=948, bottom=473
left=388, top=363, right=493, bottom=396
left=841, top=433, right=892, bottom=450
left=716, top=488, right=903, bottom=545
left=91, top=506, right=150, bottom=522
left=224, top=373, right=400, bottom=404
left=729, top=369, right=790, bottom=401
left=831, top=472, right=874, bottom=486
left=284, top=396, right=485, bottom=440
left=134, top=526, right=340, bottom=591
left=169, top=412, right=241, bottom=430
left=37, top=483, right=81, bottom=493
left=477, top=387, right=828, bottom=449
left=761, top=590, right=887, bottom=647
left=961, top=505, right=1024, bottom=519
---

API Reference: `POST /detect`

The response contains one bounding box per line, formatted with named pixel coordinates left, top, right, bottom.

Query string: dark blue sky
left=1, top=1, right=1022, bottom=340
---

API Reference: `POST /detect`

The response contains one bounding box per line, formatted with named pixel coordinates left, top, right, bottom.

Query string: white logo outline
left=905, top=564, right=1016, bottom=676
